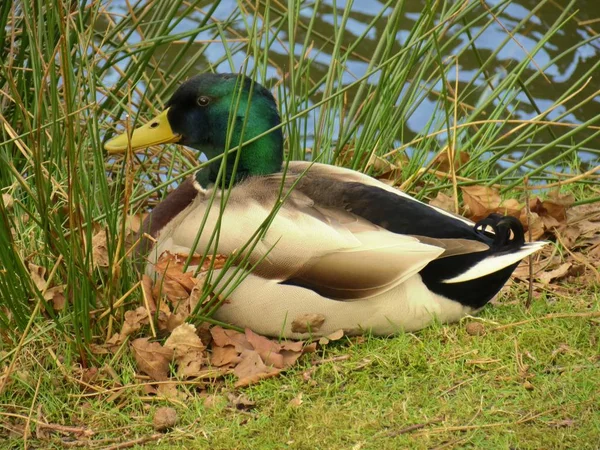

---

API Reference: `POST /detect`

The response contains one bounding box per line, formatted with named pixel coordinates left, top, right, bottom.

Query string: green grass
left=1, top=0, right=600, bottom=447
left=1, top=283, right=599, bottom=448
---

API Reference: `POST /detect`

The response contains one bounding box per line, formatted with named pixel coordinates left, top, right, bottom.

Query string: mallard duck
left=105, top=73, right=546, bottom=338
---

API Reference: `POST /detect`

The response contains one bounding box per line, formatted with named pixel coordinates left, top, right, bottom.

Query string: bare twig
left=387, top=417, right=444, bottom=437
left=0, top=412, right=93, bottom=437
left=102, top=433, right=163, bottom=450
left=312, top=355, right=351, bottom=365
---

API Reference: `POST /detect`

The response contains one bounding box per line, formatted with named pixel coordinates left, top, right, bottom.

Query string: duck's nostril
left=150, top=122, right=159, bottom=128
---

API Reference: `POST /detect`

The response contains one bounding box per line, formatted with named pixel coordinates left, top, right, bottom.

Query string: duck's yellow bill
left=104, top=109, right=181, bottom=153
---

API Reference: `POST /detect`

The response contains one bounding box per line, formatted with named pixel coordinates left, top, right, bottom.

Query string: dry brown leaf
left=165, top=312, right=186, bottom=332
left=2, top=193, right=14, bottom=209
left=567, top=203, right=600, bottom=226
left=429, top=192, right=456, bottom=213
left=327, top=329, right=345, bottom=341
left=574, top=220, right=600, bottom=239
left=318, top=329, right=345, bottom=345
left=125, top=213, right=148, bottom=235
left=153, top=275, right=192, bottom=303
left=154, top=251, right=227, bottom=292
left=233, top=350, right=281, bottom=388
left=519, top=211, right=546, bottom=241
left=164, top=323, right=206, bottom=378
left=210, top=326, right=253, bottom=352
left=121, top=306, right=149, bottom=337
left=538, top=262, right=572, bottom=285
left=245, top=329, right=285, bottom=368
left=543, top=191, right=576, bottom=222
left=496, top=198, right=523, bottom=218
left=530, top=191, right=575, bottom=229
left=540, top=214, right=561, bottom=230
left=155, top=255, right=198, bottom=293
left=196, top=322, right=213, bottom=346
left=28, top=263, right=47, bottom=292
left=207, top=325, right=316, bottom=387
left=432, top=150, right=470, bottom=173
left=44, top=285, right=66, bottom=310
left=559, top=225, right=582, bottom=249
left=141, top=275, right=156, bottom=312
left=131, top=338, right=173, bottom=381
left=105, top=333, right=125, bottom=352
left=156, top=382, right=187, bottom=400
left=461, top=186, right=501, bottom=221
left=291, top=313, right=326, bottom=333
left=281, top=342, right=317, bottom=367
left=280, top=341, right=304, bottom=352
left=142, top=273, right=171, bottom=332
left=91, top=230, right=110, bottom=267
left=512, top=256, right=549, bottom=279
left=211, top=345, right=240, bottom=367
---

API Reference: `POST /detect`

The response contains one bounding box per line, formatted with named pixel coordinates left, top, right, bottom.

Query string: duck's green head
left=105, top=73, right=284, bottom=184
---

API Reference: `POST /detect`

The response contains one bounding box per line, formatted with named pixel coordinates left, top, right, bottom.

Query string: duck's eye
left=197, top=96, right=210, bottom=106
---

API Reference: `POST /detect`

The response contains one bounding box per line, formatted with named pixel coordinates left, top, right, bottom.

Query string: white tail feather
left=442, top=241, right=549, bottom=284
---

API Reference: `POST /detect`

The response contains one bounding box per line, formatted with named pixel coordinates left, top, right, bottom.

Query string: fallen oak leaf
left=291, top=313, right=326, bottom=333
left=154, top=251, right=227, bottom=293
left=164, top=323, right=207, bottom=378
left=210, top=326, right=252, bottom=352
left=558, top=224, right=582, bottom=249
left=153, top=275, right=190, bottom=303
left=461, top=186, right=501, bottom=221
left=156, top=382, right=187, bottom=400
left=519, top=210, right=545, bottom=241
left=431, top=150, right=470, bottom=173
left=91, top=229, right=110, bottom=268
left=28, top=263, right=47, bottom=292
left=131, top=338, right=173, bottom=381
left=538, top=262, right=572, bottom=285
left=125, top=213, right=148, bottom=235
left=543, top=190, right=575, bottom=222
left=245, top=329, right=285, bottom=368
left=210, top=345, right=240, bottom=367
left=121, top=306, right=150, bottom=337
left=233, top=350, right=281, bottom=388
left=319, top=329, right=345, bottom=345
left=44, top=285, right=66, bottom=310
left=281, top=341, right=317, bottom=367
left=429, top=192, right=456, bottom=213
left=2, top=193, right=14, bottom=209
left=496, top=198, right=522, bottom=218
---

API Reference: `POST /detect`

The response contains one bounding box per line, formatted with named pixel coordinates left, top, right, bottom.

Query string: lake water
left=105, top=0, right=600, bottom=168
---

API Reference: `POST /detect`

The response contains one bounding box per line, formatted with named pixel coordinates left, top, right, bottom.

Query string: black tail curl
left=474, top=214, right=525, bottom=249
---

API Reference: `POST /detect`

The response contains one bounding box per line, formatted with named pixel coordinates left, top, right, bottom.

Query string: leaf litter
left=429, top=186, right=600, bottom=290
left=95, top=251, right=324, bottom=400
